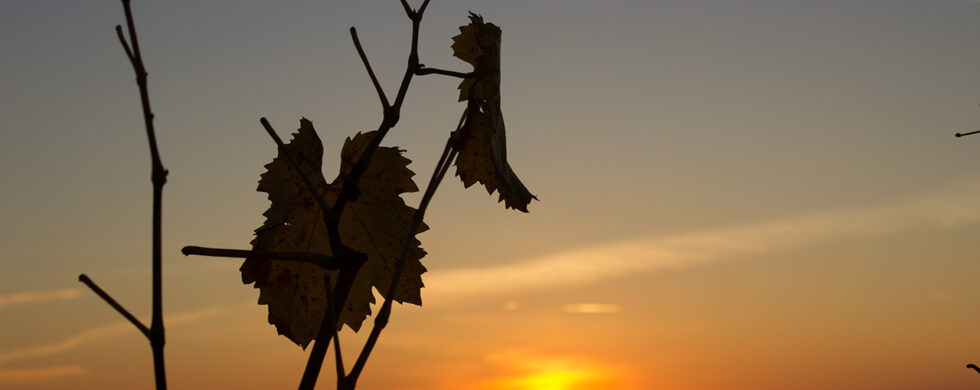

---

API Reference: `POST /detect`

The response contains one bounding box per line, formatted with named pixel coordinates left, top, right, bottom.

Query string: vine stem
left=79, top=1, right=168, bottom=389
left=345, top=136, right=457, bottom=386
left=297, top=1, right=433, bottom=389
left=181, top=1, right=460, bottom=388
left=254, top=119, right=360, bottom=390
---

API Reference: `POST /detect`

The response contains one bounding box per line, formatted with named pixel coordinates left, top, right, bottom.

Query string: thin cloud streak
left=0, top=365, right=86, bottom=384
left=0, top=306, right=228, bottom=366
left=0, top=288, right=81, bottom=310
left=425, top=177, right=980, bottom=304
left=564, top=304, right=621, bottom=314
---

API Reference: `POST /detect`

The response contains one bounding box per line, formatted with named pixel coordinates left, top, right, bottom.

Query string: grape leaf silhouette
left=240, top=118, right=426, bottom=348
left=452, top=13, right=537, bottom=212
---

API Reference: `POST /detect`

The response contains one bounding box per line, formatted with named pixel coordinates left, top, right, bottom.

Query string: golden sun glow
left=505, top=369, right=598, bottom=390
left=478, top=351, right=618, bottom=390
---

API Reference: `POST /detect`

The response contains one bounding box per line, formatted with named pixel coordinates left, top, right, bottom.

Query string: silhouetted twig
left=956, top=130, right=980, bottom=138
left=78, top=274, right=150, bottom=338
left=346, top=134, right=458, bottom=386
left=79, top=0, right=168, bottom=388
left=416, top=66, right=471, bottom=78
left=968, top=363, right=980, bottom=374
left=181, top=246, right=343, bottom=269
left=350, top=27, right=389, bottom=110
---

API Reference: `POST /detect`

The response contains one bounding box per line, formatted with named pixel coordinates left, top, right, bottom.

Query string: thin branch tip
left=350, top=27, right=390, bottom=108
left=78, top=273, right=151, bottom=338
left=956, top=129, right=980, bottom=138
left=182, top=246, right=344, bottom=269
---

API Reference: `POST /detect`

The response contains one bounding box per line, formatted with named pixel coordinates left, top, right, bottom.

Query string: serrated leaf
left=241, top=118, right=426, bottom=348
left=452, top=13, right=537, bottom=212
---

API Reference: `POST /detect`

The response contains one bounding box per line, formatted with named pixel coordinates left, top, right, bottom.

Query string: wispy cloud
left=425, top=177, right=980, bottom=304
left=0, top=365, right=86, bottom=384
left=564, top=304, right=621, bottom=314
left=0, top=305, right=228, bottom=366
left=0, top=288, right=81, bottom=310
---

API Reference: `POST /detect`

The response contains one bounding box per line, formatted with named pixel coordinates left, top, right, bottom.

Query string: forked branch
left=299, top=2, right=439, bottom=389
left=80, top=0, right=168, bottom=388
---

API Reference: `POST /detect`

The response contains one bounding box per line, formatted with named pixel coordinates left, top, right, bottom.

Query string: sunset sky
left=4, top=0, right=980, bottom=389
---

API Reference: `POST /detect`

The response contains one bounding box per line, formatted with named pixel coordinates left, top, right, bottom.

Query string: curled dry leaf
left=452, top=13, right=537, bottom=212
left=241, top=118, right=426, bottom=348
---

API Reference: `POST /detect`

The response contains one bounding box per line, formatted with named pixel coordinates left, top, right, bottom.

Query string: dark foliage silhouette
left=80, top=1, right=534, bottom=388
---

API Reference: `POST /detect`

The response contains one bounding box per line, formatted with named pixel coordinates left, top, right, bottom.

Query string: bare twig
left=80, top=1, right=168, bottom=388
left=350, top=27, right=390, bottom=110
left=391, top=0, right=430, bottom=110
left=114, top=25, right=134, bottom=65
left=969, top=363, right=980, bottom=374
left=78, top=274, right=150, bottom=338
left=399, top=0, right=413, bottom=17
left=416, top=66, right=471, bottom=78
left=180, top=246, right=343, bottom=269
left=332, top=0, right=430, bottom=216
left=346, top=135, right=457, bottom=386
left=956, top=130, right=980, bottom=138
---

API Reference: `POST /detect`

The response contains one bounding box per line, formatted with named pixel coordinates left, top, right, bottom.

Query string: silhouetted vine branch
left=179, top=2, right=505, bottom=389
left=347, top=133, right=459, bottom=385
left=78, top=0, right=168, bottom=388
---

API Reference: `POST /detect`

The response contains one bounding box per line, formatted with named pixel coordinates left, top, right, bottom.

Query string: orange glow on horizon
left=476, top=350, right=630, bottom=390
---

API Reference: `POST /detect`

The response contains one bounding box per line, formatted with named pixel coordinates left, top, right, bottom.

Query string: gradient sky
left=4, top=0, right=980, bottom=389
